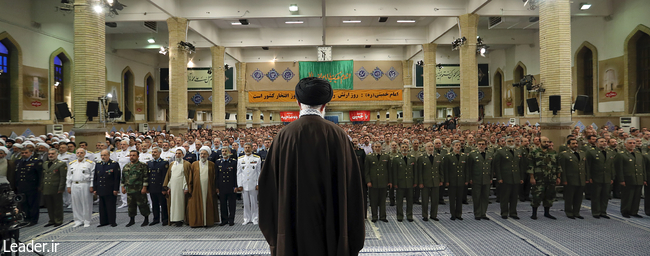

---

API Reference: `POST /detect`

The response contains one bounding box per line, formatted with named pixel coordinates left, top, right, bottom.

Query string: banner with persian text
left=249, top=89, right=402, bottom=103
left=299, top=60, right=354, bottom=90
left=280, top=111, right=300, bottom=122
left=349, top=111, right=371, bottom=122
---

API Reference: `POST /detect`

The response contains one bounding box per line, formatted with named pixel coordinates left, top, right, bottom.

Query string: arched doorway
left=575, top=42, right=597, bottom=115
left=0, top=33, right=22, bottom=122
left=50, top=49, right=72, bottom=122
left=494, top=69, right=503, bottom=117
left=514, top=63, right=526, bottom=116
left=635, top=33, right=650, bottom=113
left=145, top=74, right=155, bottom=122
left=122, top=67, right=135, bottom=122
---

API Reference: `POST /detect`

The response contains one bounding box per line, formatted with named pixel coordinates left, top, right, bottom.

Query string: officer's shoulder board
left=252, top=154, right=261, bottom=159
left=238, top=155, right=245, bottom=159
left=85, top=159, right=93, bottom=163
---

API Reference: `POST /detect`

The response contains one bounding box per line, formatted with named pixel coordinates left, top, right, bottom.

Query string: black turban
left=295, top=77, right=333, bottom=106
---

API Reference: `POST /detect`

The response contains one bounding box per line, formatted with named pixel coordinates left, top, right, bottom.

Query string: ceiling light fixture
left=231, top=22, right=242, bottom=25
left=147, top=38, right=155, bottom=44
left=343, top=20, right=361, bottom=23
left=285, top=21, right=304, bottom=24
left=396, top=20, right=416, bottom=23
left=580, top=3, right=592, bottom=10
left=378, top=17, right=388, bottom=23
left=451, top=37, right=466, bottom=51
left=187, top=59, right=195, bottom=67
left=239, top=19, right=249, bottom=25
left=159, top=46, right=168, bottom=55
left=93, top=4, right=104, bottom=13
left=289, top=4, right=299, bottom=12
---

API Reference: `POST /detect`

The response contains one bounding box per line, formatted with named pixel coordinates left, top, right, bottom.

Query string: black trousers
left=150, top=192, right=168, bottom=223
left=448, top=185, right=464, bottom=218
left=20, top=191, right=40, bottom=223
left=645, top=185, right=650, bottom=216
left=220, top=191, right=237, bottom=224
left=413, top=188, right=421, bottom=202
left=99, top=194, right=117, bottom=225
left=438, top=186, right=445, bottom=203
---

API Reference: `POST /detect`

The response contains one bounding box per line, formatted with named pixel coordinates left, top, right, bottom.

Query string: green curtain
left=299, top=60, right=354, bottom=89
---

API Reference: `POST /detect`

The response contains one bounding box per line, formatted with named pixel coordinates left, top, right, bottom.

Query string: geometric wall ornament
left=281, top=68, right=295, bottom=82
left=417, top=90, right=424, bottom=102
left=192, top=92, right=204, bottom=105
left=445, top=89, right=457, bottom=102
left=436, top=92, right=441, bottom=99
left=251, top=68, right=264, bottom=82
left=478, top=90, right=485, bottom=101
left=385, top=66, right=399, bottom=81
left=225, top=92, right=233, bottom=105
left=266, top=68, right=279, bottom=82
left=355, top=66, right=369, bottom=81
left=371, top=67, right=384, bottom=81
left=574, top=121, right=585, bottom=132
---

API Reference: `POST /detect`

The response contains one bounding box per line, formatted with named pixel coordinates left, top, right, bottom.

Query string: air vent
left=143, top=21, right=157, bottom=33
left=488, top=17, right=502, bottom=29
left=378, top=17, right=388, bottom=23
left=262, top=47, right=269, bottom=50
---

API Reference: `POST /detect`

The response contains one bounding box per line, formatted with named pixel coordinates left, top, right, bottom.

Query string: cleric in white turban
left=186, top=145, right=219, bottom=227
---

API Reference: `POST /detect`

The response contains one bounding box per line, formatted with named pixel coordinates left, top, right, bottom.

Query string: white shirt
left=111, top=150, right=131, bottom=169
left=360, top=143, right=372, bottom=155
left=237, top=154, right=261, bottom=191
left=66, top=158, right=95, bottom=187
left=161, top=150, right=175, bottom=162
left=57, top=152, right=76, bottom=165
left=139, top=152, right=153, bottom=163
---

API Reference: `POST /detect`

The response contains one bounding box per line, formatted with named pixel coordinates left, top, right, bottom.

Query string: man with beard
left=40, top=149, right=67, bottom=227
left=392, top=143, right=417, bottom=222
left=365, top=142, right=392, bottom=222
left=493, top=137, right=523, bottom=219
left=558, top=138, right=588, bottom=219
left=147, top=148, right=169, bottom=226
left=468, top=139, right=492, bottom=220
left=67, top=149, right=95, bottom=227
left=163, top=148, right=192, bottom=227
left=528, top=137, right=560, bottom=220
left=433, top=139, right=448, bottom=205
left=586, top=138, right=615, bottom=219
left=93, top=150, right=120, bottom=227
left=418, top=142, right=444, bottom=221
left=122, top=150, right=150, bottom=227
left=259, top=77, right=365, bottom=255
left=443, top=140, right=469, bottom=220
left=187, top=146, right=219, bottom=227
left=616, top=138, right=647, bottom=218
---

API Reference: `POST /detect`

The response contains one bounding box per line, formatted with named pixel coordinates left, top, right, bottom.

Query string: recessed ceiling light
left=231, top=22, right=242, bottom=25
left=396, top=20, right=416, bottom=23
left=378, top=17, right=388, bottom=22
left=343, top=20, right=361, bottom=23
left=289, top=4, right=298, bottom=12
left=580, top=3, right=592, bottom=10
left=285, top=21, right=304, bottom=24
left=147, top=38, right=155, bottom=44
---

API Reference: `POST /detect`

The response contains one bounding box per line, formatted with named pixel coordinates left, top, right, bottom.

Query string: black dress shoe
left=380, top=219, right=388, bottom=222
left=414, top=201, right=422, bottom=205
left=593, top=215, right=600, bottom=219
left=631, top=214, right=643, bottom=218
left=175, top=222, right=184, bottom=227
left=622, top=214, right=631, bottom=218
left=457, top=217, right=463, bottom=220
left=162, top=222, right=168, bottom=226
left=97, top=224, right=109, bottom=227
left=54, top=223, right=63, bottom=227
left=481, top=217, right=490, bottom=220
left=575, top=216, right=584, bottom=219
left=600, top=215, right=610, bottom=219
left=371, top=219, right=377, bottom=223
left=229, top=223, right=234, bottom=226
left=397, top=219, right=403, bottom=222
left=422, top=217, right=429, bottom=221
left=44, top=223, right=54, bottom=227
left=439, top=201, right=446, bottom=205
left=450, top=217, right=456, bottom=220
left=501, top=216, right=508, bottom=219
left=110, top=223, right=117, bottom=227
left=475, top=217, right=481, bottom=220
left=510, top=216, right=520, bottom=220
left=407, top=219, right=414, bottom=222
left=149, top=221, right=160, bottom=226
left=431, top=217, right=439, bottom=221
left=568, top=216, right=575, bottom=219
left=390, top=203, right=395, bottom=206
left=462, top=201, right=469, bottom=205
left=26, top=222, right=37, bottom=227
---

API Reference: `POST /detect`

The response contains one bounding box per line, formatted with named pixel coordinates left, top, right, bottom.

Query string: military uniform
left=138, top=152, right=153, bottom=164
left=558, top=149, right=588, bottom=218
left=122, top=161, right=151, bottom=219
left=493, top=147, right=523, bottom=218
left=93, top=160, right=121, bottom=226
left=40, top=158, right=67, bottom=226
left=615, top=150, right=646, bottom=217
left=161, top=150, right=175, bottom=162
left=468, top=149, right=493, bottom=219
left=392, top=153, right=417, bottom=221
left=417, top=152, right=444, bottom=221
left=148, top=158, right=169, bottom=225
left=183, top=152, right=197, bottom=164
left=364, top=152, right=392, bottom=221
left=585, top=147, right=616, bottom=217
left=443, top=151, right=470, bottom=219
left=216, top=157, right=238, bottom=225
left=67, top=158, right=95, bottom=227
left=58, top=151, right=76, bottom=207
left=410, top=150, right=424, bottom=204
left=112, top=149, right=131, bottom=207
left=387, top=151, right=401, bottom=206
left=354, top=148, right=367, bottom=217
left=519, top=146, right=532, bottom=201
left=528, top=148, right=559, bottom=218
left=237, top=154, right=261, bottom=224
left=434, top=148, right=448, bottom=204
left=15, top=156, right=43, bottom=224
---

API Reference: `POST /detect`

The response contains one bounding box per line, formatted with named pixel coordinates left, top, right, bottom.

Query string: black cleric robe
left=259, top=115, right=366, bottom=256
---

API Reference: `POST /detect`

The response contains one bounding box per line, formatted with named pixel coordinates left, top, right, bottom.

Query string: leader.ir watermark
left=3, top=240, right=59, bottom=253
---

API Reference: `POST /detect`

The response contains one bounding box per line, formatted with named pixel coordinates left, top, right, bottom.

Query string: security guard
left=122, top=150, right=151, bottom=227
left=468, top=139, right=493, bottom=220
left=15, top=147, right=43, bottom=226
left=67, top=149, right=95, bottom=227
left=40, top=149, right=67, bottom=227
left=216, top=147, right=238, bottom=226
left=365, top=142, right=392, bottom=222
left=93, top=149, right=121, bottom=227
left=147, top=148, right=169, bottom=226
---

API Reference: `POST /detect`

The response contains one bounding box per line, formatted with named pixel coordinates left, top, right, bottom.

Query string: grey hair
left=244, top=142, right=253, bottom=147
left=152, top=147, right=163, bottom=154
left=452, top=140, right=461, bottom=146
left=433, top=139, right=442, bottom=143
left=625, top=137, right=637, bottom=143
left=371, top=142, right=382, bottom=147
left=48, top=148, right=59, bottom=154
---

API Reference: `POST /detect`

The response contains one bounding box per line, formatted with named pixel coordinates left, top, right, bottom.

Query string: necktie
left=602, top=151, right=606, bottom=158
left=510, top=150, right=514, bottom=156
left=481, top=152, right=486, bottom=159
left=429, top=155, right=434, bottom=163
left=456, top=154, right=460, bottom=161
left=574, top=151, right=580, bottom=160
left=378, top=154, right=381, bottom=159
left=403, top=156, right=408, bottom=164
left=47, top=161, right=51, bottom=169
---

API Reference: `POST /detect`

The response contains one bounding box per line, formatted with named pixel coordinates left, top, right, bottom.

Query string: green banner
left=299, top=60, right=353, bottom=89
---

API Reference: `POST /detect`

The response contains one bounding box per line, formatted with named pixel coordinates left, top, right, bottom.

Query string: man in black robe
left=259, top=77, right=366, bottom=256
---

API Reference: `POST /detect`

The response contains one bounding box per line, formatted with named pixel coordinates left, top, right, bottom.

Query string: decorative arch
left=624, top=24, right=650, bottom=114
left=513, top=62, right=527, bottom=116
left=574, top=41, right=598, bottom=115
left=144, top=72, right=156, bottom=122
left=493, top=68, right=505, bottom=117
left=121, top=66, right=135, bottom=122
left=0, top=31, right=23, bottom=122
left=49, top=47, right=73, bottom=122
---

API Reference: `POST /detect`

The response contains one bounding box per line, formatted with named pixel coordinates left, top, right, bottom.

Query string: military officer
left=237, top=143, right=261, bottom=225
left=147, top=147, right=169, bottom=226
left=468, top=139, right=493, bottom=220
left=519, top=137, right=533, bottom=202
left=14, top=147, right=43, bottom=226
left=387, top=141, right=400, bottom=206
left=122, top=150, right=151, bottom=227
left=411, top=140, right=424, bottom=205
left=365, top=142, right=392, bottom=222
left=216, top=147, right=238, bottom=226
left=433, top=139, right=448, bottom=205
left=528, top=136, right=561, bottom=220
left=67, top=148, right=95, bottom=227
left=40, top=149, right=67, bottom=227
left=138, top=144, right=153, bottom=163
left=160, top=142, right=175, bottom=162
left=443, top=140, right=469, bottom=220
left=616, top=138, right=647, bottom=218
left=93, top=150, right=121, bottom=227
left=493, top=137, right=524, bottom=219
left=182, top=143, right=197, bottom=164
left=417, top=142, right=443, bottom=221
left=112, top=140, right=132, bottom=208
left=558, top=138, right=588, bottom=219
left=58, top=143, right=76, bottom=208
left=392, top=143, right=417, bottom=222
left=585, top=138, right=615, bottom=219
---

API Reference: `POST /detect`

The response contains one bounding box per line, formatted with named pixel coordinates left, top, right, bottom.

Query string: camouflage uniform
left=122, top=161, right=151, bottom=218
left=528, top=148, right=559, bottom=208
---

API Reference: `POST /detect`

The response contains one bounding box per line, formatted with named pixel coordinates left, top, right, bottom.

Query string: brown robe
left=163, top=160, right=192, bottom=225
left=259, top=115, right=366, bottom=256
left=186, top=160, right=219, bottom=227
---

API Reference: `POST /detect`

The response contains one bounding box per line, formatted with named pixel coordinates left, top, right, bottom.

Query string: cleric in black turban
left=259, top=77, right=366, bottom=255
left=294, top=77, right=333, bottom=106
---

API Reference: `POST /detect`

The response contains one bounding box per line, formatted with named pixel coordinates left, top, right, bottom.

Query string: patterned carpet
left=11, top=192, right=650, bottom=256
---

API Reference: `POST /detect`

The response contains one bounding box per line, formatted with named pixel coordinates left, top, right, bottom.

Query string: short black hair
left=67, top=142, right=76, bottom=147
left=129, top=150, right=139, bottom=155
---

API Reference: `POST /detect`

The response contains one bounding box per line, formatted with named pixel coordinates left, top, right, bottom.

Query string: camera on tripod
left=512, top=74, right=544, bottom=92
left=0, top=183, right=27, bottom=232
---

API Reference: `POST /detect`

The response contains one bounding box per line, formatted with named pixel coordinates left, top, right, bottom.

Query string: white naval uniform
left=111, top=150, right=131, bottom=206
left=161, top=150, right=175, bottom=162
left=237, top=154, right=261, bottom=225
left=58, top=152, right=76, bottom=206
left=67, top=159, right=95, bottom=227
left=84, top=151, right=96, bottom=162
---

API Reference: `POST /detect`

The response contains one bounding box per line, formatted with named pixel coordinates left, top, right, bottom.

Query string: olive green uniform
left=467, top=150, right=492, bottom=218
left=39, top=159, right=67, bottom=225
left=557, top=149, right=588, bottom=218
left=364, top=153, right=392, bottom=221
left=443, top=151, right=470, bottom=219
left=493, top=147, right=524, bottom=218
left=417, top=152, right=444, bottom=220
left=585, top=148, right=616, bottom=217
left=615, top=150, right=646, bottom=216
left=392, top=153, right=418, bottom=221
